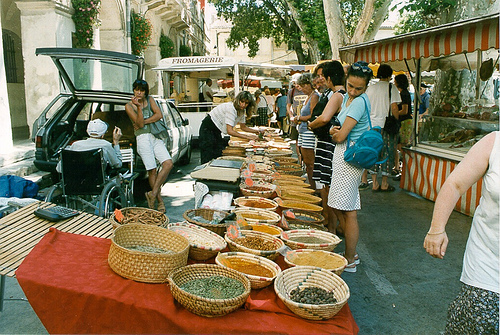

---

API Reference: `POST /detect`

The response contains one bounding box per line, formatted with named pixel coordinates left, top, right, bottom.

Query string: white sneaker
left=339, top=251, right=360, bottom=265
left=344, top=262, right=357, bottom=273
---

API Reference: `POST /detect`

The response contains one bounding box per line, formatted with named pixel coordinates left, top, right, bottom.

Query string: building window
left=2, top=30, right=18, bottom=83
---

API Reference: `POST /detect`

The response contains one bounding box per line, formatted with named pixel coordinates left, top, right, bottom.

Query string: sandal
left=380, top=185, right=396, bottom=192
left=145, top=191, right=156, bottom=209
left=157, top=201, right=166, bottom=213
left=372, top=186, right=381, bottom=192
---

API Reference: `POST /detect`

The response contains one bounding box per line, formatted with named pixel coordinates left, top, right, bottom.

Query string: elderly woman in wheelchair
left=46, top=119, right=137, bottom=217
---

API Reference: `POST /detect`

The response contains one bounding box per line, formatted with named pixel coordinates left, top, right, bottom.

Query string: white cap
left=291, top=73, right=301, bottom=83
left=87, top=119, right=108, bottom=137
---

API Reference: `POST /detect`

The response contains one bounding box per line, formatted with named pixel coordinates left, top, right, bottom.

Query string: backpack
left=343, top=96, right=388, bottom=169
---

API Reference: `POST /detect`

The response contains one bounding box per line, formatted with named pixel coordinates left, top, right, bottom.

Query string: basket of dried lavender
left=168, top=264, right=251, bottom=317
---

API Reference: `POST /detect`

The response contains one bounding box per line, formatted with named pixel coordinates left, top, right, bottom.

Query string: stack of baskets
left=108, top=223, right=189, bottom=283
left=183, top=208, right=230, bottom=236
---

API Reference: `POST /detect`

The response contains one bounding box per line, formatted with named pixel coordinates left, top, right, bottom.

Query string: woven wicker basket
left=266, top=149, right=293, bottom=157
left=279, top=191, right=322, bottom=205
left=240, top=182, right=275, bottom=199
left=274, top=266, right=350, bottom=320
left=271, top=156, right=299, bottom=165
left=108, top=224, right=189, bottom=283
left=280, top=229, right=341, bottom=252
left=233, top=208, right=281, bottom=225
left=234, top=196, right=278, bottom=211
left=183, top=208, right=230, bottom=236
left=277, top=185, right=315, bottom=195
left=167, top=222, right=227, bottom=261
left=273, top=180, right=311, bottom=188
left=280, top=200, right=323, bottom=213
left=215, top=252, right=282, bottom=289
left=284, top=250, right=348, bottom=276
left=241, top=222, right=283, bottom=236
left=110, top=207, right=169, bottom=230
left=282, top=209, right=325, bottom=226
left=274, top=174, right=306, bottom=182
left=168, top=264, right=251, bottom=317
left=225, top=230, right=285, bottom=260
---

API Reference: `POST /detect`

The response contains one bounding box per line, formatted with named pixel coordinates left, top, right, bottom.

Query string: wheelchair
left=44, top=148, right=138, bottom=217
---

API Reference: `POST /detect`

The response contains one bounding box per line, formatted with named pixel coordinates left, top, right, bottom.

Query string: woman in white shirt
left=198, top=91, right=261, bottom=164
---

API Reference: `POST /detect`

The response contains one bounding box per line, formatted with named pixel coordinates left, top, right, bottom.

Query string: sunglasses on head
left=133, top=79, right=147, bottom=85
left=351, top=63, right=372, bottom=73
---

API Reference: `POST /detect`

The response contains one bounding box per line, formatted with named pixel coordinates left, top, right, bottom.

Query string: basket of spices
left=273, top=180, right=311, bottom=189
left=275, top=164, right=303, bottom=176
left=167, top=222, right=227, bottom=261
left=279, top=191, right=322, bottom=205
left=240, top=182, right=275, bottom=199
left=284, top=249, right=348, bottom=276
left=216, top=252, right=282, bottom=289
left=279, top=200, right=323, bottom=214
left=225, top=230, right=285, bottom=260
left=108, top=223, right=189, bottom=283
left=183, top=208, right=230, bottom=236
left=266, top=148, right=293, bottom=157
left=281, top=229, right=341, bottom=252
left=234, top=196, right=279, bottom=211
left=271, top=156, right=299, bottom=165
left=110, top=207, right=169, bottom=229
left=233, top=208, right=281, bottom=225
left=282, top=209, right=325, bottom=226
left=168, top=264, right=251, bottom=317
left=241, top=222, right=283, bottom=236
left=274, top=266, right=350, bottom=320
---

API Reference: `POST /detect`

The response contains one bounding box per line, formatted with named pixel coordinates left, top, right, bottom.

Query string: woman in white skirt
left=328, top=61, right=372, bottom=272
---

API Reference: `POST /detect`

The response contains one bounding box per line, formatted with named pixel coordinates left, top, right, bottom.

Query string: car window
left=44, top=96, right=71, bottom=120
left=168, top=103, right=184, bottom=127
left=160, top=102, right=175, bottom=129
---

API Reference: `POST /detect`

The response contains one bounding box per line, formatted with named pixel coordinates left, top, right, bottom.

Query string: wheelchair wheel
left=44, top=184, right=64, bottom=204
left=98, top=181, right=127, bottom=218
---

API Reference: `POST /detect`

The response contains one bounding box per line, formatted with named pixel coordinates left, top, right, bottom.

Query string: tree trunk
left=364, top=0, right=392, bottom=42
left=351, top=0, right=377, bottom=44
left=292, top=39, right=308, bottom=64
left=323, top=0, right=347, bottom=60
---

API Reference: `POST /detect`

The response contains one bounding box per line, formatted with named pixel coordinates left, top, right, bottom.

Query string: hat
left=87, top=119, right=108, bottom=137
left=420, top=83, right=430, bottom=88
left=291, top=73, right=302, bottom=83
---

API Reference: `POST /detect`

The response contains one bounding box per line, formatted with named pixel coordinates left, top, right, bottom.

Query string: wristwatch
left=307, top=121, right=312, bottom=130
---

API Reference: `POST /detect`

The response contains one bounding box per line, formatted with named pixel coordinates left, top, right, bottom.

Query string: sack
left=344, top=126, right=387, bottom=169
left=384, top=115, right=400, bottom=135
left=149, top=118, right=169, bottom=138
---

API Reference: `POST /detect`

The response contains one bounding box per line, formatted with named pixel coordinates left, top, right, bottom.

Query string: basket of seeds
left=168, top=264, right=251, bottom=317
left=110, top=207, right=168, bottom=229
left=281, top=209, right=325, bottom=226
left=241, top=222, right=283, bottom=236
left=232, top=208, right=281, bottom=225
left=280, top=229, right=341, bottom=252
left=274, top=266, right=350, bottom=320
left=216, top=252, right=282, bottom=289
left=183, top=208, right=230, bottom=236
left=167, top=222, right=227, bottom=261
left=279, top=200, right=323, bottom=214
left=284, top=249, right=348, bottom=276
left=108, top=223, right=189, bottom=283
left=225, top=230, right=285, bottom=260
left=240, top=182, right=275, bottom=199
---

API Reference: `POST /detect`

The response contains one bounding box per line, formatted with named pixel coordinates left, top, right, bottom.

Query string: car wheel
left=178, top=141, right=192, bottom=166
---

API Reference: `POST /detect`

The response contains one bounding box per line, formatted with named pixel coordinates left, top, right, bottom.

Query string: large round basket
left=280, top=200, right=323, bottom=213
left=284, top=249, right=348, bottom=276
left=281, top=229, right=341, bottom=252
left=274, top=180, right=311, bottom=188
left=110, top=207, right=169, bottom=229
left=167, top=222, right=227, bottom=261
left=282, top=209, right=325, bottom=226
left=225, top=230, right=285, bottom=260
left=266, top=149, right=293, bottom=157
left=276, top=166, right=303, bottom=176
left=233, top=208, right=281, bottom=225
left=279, top=191, right=322, bottom=205
left=183, top=208, right=230, bottom=236
left=240, top=182, right=275, bottom=199
left=215, top=252, right=282, bottom=289
left=241, top=222, right=283, bottom=236
left=108, top=224, right=189, bottom=283
left=274, top=266, right=350, bottom=320
left=234, top=196, right=278, bottom=211
left=276, top=185, right=315, bottom=195
left=168, top=264, right=251, bottom=317
left=271, top=156, right=299, bottom=165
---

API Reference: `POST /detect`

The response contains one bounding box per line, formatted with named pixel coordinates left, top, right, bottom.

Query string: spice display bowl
left=284, top=249, right=348, bottom=276
left=240, top=222, right=283, bottom=236
left=240, top=182, right=275, bottom=198
left=215, top=252, right=282, bottom=289
left=108, top=223, right=189, bottom=283
left=274, top=266, right=350, bottom=320
left=281, top=209, right=325, bottom=227
left=183, top=208, right=231, bottom=236
left=232, top=208, right=281, bottom=225
left=280, top=229, right=341, bottom=252
left=168, top=264, right=251, bottom=317
left=225, top=230, right=285, bottom=260
left=279, top=200, right=323, bottom=214
left=110, top=207, right=169, bottom=230
left=234, top=196, right=279, bottom=211
left=279, top=191, right=322, bottom=205
left=167, top=222, right=227, bottom=261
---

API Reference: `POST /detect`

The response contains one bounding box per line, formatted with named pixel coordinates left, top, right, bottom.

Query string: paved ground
left=0, top=148, right=471, bottom=334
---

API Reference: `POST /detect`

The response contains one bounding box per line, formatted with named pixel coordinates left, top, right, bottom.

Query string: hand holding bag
left=384, top=84, right=400, bottom=135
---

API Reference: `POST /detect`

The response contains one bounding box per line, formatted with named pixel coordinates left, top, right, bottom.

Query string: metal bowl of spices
left=168, top=264, right=251, bottom=317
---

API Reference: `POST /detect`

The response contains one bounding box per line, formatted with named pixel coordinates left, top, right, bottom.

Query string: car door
left=167, top=102, right=191, bottom=155
left=157, top=100, right=180, bottom=162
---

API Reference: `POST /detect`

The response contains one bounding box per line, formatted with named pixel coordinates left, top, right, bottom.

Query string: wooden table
left=0, top=201, right=112, bottom=311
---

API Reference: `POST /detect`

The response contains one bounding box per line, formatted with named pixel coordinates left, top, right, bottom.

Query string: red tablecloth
left=16, top=228, right=359, bottom=334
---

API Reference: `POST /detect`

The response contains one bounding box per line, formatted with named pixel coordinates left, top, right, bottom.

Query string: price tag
left=245, top=178, right=254, bottom=187
left=274, top=197, right=283, bottom=206
left=227, top=224, right=240, bottom=240
left=281, top=213, right=289, bottom=229
left=275, top=185, right=282, bottom=197
left=114, top=209, right=124, bottom=223
left=241, top=169, right=252, bottom=178
left=284, top=209, right=296, bottom=219
left=248, top=162, right=256, bottom=172
left=281, top=232, right=290, bottom=240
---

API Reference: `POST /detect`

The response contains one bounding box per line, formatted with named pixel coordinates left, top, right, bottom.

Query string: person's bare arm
left=330, top=116, right=358, bottom=143
left=391, top=102, right=400, bottom=119
left=125, top=101, right=144, bottom=129
left=226, top=124, right=258, bottom=140
left=423, top=132, right=495, bottom=259
left=309, top=92, right=343, bottom=129
left=143, top=96, right=163, bottom=124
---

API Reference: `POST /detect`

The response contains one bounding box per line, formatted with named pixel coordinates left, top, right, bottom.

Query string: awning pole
left=475, top=51, right=482, bottom=100
left=413, top=58, right=422, bottom=147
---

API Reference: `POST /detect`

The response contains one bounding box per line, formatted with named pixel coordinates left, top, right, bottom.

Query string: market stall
left=339, top=13, right=499, bottom=215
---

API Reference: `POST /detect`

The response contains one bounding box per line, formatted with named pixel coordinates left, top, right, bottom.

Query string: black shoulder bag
left=383, top=83, right=400, bottom=135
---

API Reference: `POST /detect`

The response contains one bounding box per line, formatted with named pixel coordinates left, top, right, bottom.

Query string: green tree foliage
left=393, top=12, right=428, bottom=35
left=393, top=0, right=457, bottom=31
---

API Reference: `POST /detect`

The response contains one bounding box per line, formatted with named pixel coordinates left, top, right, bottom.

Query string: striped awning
left=339, top=14, right=499, bottom=72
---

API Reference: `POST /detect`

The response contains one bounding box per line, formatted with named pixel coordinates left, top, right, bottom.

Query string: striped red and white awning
left=339, top=14, right=499, bottom=71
